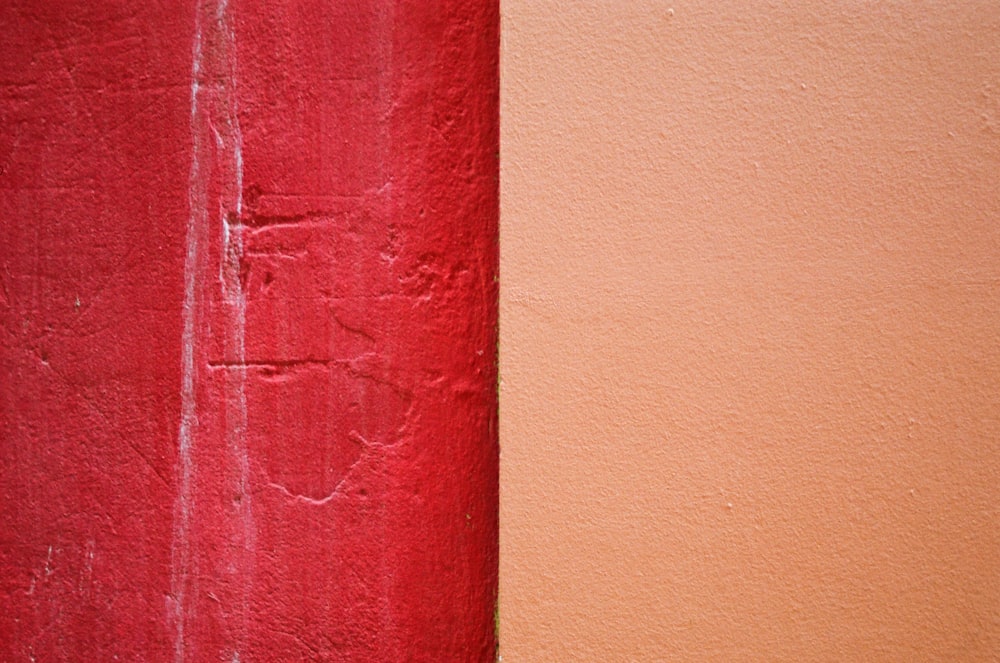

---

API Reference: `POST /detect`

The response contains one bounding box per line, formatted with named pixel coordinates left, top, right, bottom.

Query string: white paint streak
left=171, top=4, right=207, bottom=661
left=219, top=16, right=255, bottom=659
left=171, top=1, right=254, bottom=661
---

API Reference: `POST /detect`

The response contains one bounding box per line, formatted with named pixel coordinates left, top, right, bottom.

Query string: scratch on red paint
left=169, top=1, right=205, bottom=657
left=171, top=1, right=253, bottom=661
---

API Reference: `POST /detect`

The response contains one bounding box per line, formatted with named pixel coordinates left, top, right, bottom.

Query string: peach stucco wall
left=499, top=2, right=1000, bottom=660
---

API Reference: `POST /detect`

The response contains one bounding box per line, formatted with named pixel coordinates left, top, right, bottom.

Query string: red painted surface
left=1, top=1, right=498, bottom=660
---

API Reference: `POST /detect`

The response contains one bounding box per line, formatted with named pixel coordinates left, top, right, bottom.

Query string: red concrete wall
left=1, top=1, right=498, bottom=660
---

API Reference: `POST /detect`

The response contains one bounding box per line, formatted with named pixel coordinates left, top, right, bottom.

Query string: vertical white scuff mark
left=172, top=1, right=254, bottom=661
left=171, top=3, right=206, bottom=660
left=217, top=3, right=255, bottom=658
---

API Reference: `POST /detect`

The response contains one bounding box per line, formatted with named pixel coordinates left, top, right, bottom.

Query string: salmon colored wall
left=499, top=2, right=1000, bottom=660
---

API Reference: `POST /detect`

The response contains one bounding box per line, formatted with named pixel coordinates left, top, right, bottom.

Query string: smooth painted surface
left=1, top=1, right=497, bottom=660
left=500, top=2, right=1000, bottom=660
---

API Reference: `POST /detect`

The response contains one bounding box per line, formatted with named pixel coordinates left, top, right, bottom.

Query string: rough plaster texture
left=1, top=1, right=498, bottom=660
left=500, top=2, right=1000, bottom=660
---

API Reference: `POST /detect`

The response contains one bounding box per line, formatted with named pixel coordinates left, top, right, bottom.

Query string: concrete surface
left=1, top=1, right=498, bottom=660
left=500, top=1, right=1000, bottom=660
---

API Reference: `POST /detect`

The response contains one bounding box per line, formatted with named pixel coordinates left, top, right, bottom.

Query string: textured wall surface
left=500, top=1, right=1000, bottom=660
left=1, top=1, right=498, bottom=660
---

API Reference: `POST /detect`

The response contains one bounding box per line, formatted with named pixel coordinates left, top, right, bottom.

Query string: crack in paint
left=266, top=478, right=349, bottom=507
